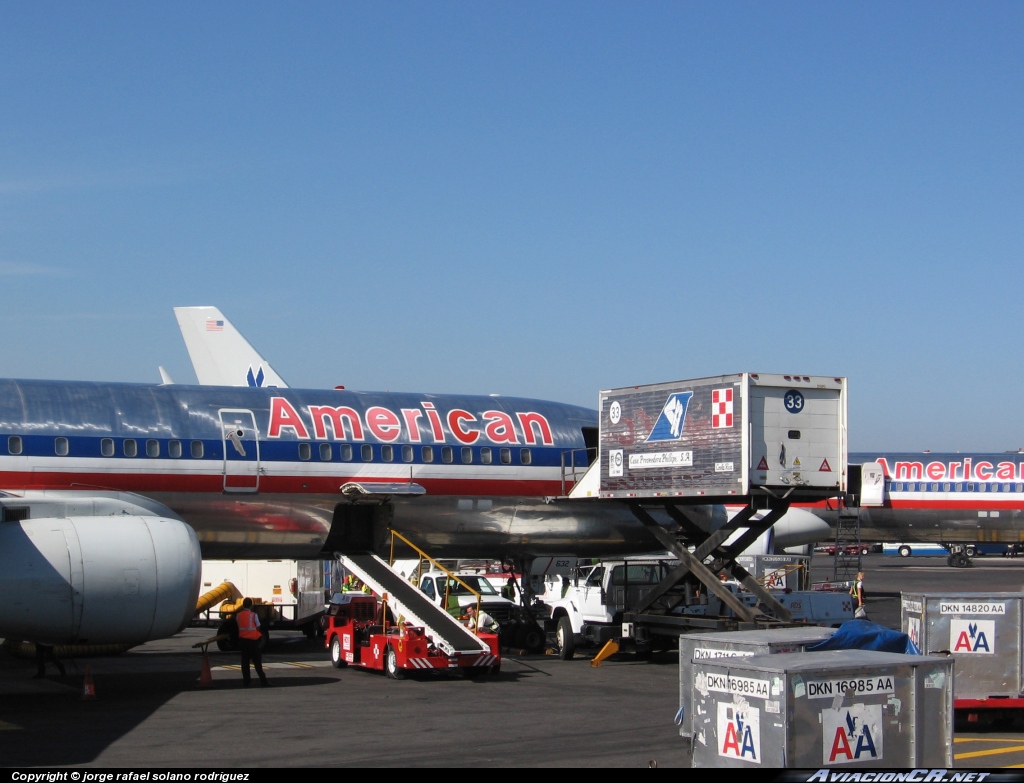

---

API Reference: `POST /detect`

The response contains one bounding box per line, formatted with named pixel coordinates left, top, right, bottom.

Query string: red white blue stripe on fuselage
left=0, top=379, right=594, bottom=497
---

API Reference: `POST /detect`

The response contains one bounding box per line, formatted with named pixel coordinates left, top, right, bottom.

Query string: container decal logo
left=905, top=617, right=921, bottom=649
left=822, top=704, right=882, bottom=765
left=712, top=387, right=733, bottom=428
left=645, top=392, right=693, bottom=442
left=951, top=619, right=995, bottom=654
left=717, top=701, right=760, bottom=763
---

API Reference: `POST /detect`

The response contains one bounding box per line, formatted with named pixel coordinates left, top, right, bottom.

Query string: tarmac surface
left=4, top=553, right=1024, bottom=769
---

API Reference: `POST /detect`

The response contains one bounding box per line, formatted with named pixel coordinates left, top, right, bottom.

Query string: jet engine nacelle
left=0, top=516, right=201, bottom=645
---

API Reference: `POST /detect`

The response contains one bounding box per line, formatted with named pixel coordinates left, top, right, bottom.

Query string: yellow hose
left=195, top=582, right=241, bottom=616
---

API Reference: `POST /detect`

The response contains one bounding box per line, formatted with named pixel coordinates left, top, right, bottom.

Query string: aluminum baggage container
left=679, top=626, right=836, bottom=738
left=902, top=592, right=1024, bottom=700
left=690, top=650, right=953, bottom=768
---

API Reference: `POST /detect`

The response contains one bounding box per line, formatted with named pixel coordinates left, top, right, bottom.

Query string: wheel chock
left=591, top=640, right=620, bottom=667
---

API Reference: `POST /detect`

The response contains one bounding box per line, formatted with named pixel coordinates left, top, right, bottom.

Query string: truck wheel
left=556, top=616, right=575, bottom=661
left=965, top=546, right=978, bottom=558
left=329, top=637, right=347, bottom=668
left=898, top=545, right=912, bottom=557
left=385, top=646, right=404, bottom=680
left=518, top=623, right=544, bottom=654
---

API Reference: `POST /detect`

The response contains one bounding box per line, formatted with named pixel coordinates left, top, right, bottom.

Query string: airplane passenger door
left=219, top=409, right=260, bottom=492
left=860, top=462, right=886, bottom=507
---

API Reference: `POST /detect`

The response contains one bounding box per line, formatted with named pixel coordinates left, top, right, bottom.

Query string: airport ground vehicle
left=323, top=592, right=500, bottom=678
left=194, top=559, right=326, bottom=649
left=542, top=557, right=676, bottom=659
left=417, top=571, right=519, bottom=623
left=883, top=542, right=1015, bottom=558
left=543, top=555, right=852, bottom=660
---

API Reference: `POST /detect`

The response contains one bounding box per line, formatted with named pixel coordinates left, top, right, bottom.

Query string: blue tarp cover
left=806, top=619, right=921, bottom=655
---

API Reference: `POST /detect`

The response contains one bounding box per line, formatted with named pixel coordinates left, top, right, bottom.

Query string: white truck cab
left=543, top=558, right=676, bottom=659
left=417, top=571, right=518, bottom=626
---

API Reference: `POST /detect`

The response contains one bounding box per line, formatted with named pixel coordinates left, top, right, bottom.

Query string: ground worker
left=850, top=571, right=866, bottom=618
left=465, top=604, right=499, bottom=635
left=235, top=598, right=270, bottom=687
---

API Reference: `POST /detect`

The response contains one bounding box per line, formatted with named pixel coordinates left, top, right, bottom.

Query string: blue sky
left=1, top=3, right=1021, bottom=451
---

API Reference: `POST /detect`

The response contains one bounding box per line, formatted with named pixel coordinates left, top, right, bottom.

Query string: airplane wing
left=174, top=306, right=289, bottom=388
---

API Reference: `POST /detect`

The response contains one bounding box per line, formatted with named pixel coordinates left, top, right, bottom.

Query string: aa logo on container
left=950, top=619, right=995, bottom=654
left=822, top=704, right=882, bottom=765
left=717, top=702, right=760, bottom=763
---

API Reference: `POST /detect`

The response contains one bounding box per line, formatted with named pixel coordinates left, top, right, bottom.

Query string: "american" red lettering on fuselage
left=876, top=457, right=1024, bottom=482
left=267, top=397, right=554, bottom=446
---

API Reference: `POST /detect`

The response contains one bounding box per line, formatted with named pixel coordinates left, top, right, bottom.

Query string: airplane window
left=339, top=444, right=352, bottom=461
left=942, top=482, right=950, bottom=492
left=442, top=446, right=453, bottom=464
left=520, top=448, right=532, bottom=465
left=422, top=446, right=434, bottom=463
left=55, top=437, right=69, bottom=457
left=320, top=443, right=332, bottom=461
left=361, top=444, right=373, bottom=462
left=191, top=440, right=204, bottom=459
left=967, top=483, right=975, bottom=491
left=382, top=445, right=394, bottom=462
left=461, top=447, right=472, bottom=464
left=955, top=483, right=962, bottom=492
left=930, top=483, right=938, bottom=491
left=124, top=439, right=137, bottom=457
left=168, top=440, right=182, bottom=458
left=1018, top=483, right=1023, bottom=493
left=480, top=447, right=492, bottom=465
left=7, top=436, right=21, bottom=456
left=500, top=448, right=511, bottom=465
left=146, top=440, right=159, bottom=458
left=298, top=443, right=311, bottom=461
left=402, top=445, right=413, bottom=463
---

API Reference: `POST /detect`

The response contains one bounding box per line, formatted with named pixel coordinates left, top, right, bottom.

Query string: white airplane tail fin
left=173, top=306, right=289, bottom=388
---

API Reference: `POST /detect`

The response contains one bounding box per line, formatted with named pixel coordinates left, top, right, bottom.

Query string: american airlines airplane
left=0, top=312, right=832, bottom=650
left=813, top=453, right=1024, bottom=567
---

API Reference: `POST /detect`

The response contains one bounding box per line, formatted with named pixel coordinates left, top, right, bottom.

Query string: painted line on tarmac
left=954, top=739, right=1024, bottom=763
left=214, top=660, right=333, bottom=671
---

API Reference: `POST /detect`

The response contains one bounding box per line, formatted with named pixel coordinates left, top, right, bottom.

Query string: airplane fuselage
left=813, top=451, right=1024, bottom=545
left=0, top=379, right=709, bottom=559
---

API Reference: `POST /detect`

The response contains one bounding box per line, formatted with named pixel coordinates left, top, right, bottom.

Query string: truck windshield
left=446, top=576, right=499, bottom=596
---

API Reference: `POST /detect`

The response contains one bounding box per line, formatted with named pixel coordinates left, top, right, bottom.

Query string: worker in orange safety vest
left=235, top=597, right=270, bottom=687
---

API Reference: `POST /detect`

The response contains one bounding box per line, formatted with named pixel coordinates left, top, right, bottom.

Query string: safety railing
left=388, top=529, right=486, bottom=634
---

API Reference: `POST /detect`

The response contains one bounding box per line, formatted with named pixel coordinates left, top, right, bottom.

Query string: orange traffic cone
left=81, top=664, right=96, bottom=700
left=198, top=650, right=213, bottom=688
